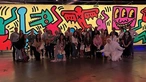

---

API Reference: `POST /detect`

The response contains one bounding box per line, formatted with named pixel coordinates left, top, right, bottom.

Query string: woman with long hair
left=15, top=30, right=27, bottom=62
left=77, top=29, right=84, bottom=57
left=84, top=32, right=92, bottom=58
left=122, top=31, right=132, bottom=58
left=51, top=33, right=66, bottom=62
left=102, top=30, right=110, bottom=47
left=64, top=32, right=71, bottom=59
left=119, top=27, right=125, bottom=47
left=93, top=31, right=103, bottom=58
left=32, top=34, right=42, bottom=61
left=71, top=31, right=78, bottom=59
left=110, top=31, right=118, bottom=42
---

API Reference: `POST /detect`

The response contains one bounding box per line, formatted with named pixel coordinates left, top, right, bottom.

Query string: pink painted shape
left=96, top=10, right=109, bottom=30
left=112, top=6, right=137, bottom=29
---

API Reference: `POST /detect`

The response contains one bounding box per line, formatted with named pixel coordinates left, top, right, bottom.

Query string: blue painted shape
left=18, top=7, right=38, bottom=48
left=70, top=28, right=75, bottom=33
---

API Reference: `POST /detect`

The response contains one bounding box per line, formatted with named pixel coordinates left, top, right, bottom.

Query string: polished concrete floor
left=0, top=51, right=146, bottom=82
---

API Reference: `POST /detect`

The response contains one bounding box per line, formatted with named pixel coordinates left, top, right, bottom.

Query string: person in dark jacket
left=15, top=30, right=26, bottom=62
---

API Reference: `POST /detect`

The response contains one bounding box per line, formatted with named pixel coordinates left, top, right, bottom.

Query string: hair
left=59, top=33, right=65, bottom=44
left=19, top=30, right=23, bottom=34
left=104, top=30, right=109, bottom=36
left=122, top=31, right=132, bottom=40
left=85, top=31, right=91, bottom=38
left=14, top=27, right=18, bottom=30
left=73, top=31, right=77, bottom=38
left=96, top=30, right=100, bottom=35
left=36, top=34, right=41, bottom=42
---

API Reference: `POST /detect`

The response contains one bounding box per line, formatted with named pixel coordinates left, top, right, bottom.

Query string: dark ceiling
left=0, top=0, right=146, bottom=4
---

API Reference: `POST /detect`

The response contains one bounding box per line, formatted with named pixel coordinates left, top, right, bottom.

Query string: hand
left=125, top=45, right=128, bottom=48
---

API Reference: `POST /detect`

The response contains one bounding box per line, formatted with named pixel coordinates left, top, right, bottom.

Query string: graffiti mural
left=0, top=5, right=146, bottom=50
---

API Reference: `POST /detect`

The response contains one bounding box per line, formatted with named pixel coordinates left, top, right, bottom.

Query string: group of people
left=10, top=25, right=138, bottom=62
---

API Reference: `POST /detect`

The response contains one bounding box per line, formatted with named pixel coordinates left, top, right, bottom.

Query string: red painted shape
left=0, top=30, right=12, bottom=50
left=46, top=6, right=63, bottom=35
left=61, top=6, right=99, bottom=30
left=141, top=7, right=146, bottom=22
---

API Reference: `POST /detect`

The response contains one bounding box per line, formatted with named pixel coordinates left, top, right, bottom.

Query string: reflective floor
left=0, top=51, right=146, bottom=82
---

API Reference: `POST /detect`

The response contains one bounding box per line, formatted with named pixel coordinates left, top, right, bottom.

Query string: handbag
left=85, top=46, right=90, bottom=52
left=80, top=44, right=85, bottom=50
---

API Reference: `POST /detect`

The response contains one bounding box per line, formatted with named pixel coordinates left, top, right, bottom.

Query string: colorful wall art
left=0, top=4, right=146, bottom=50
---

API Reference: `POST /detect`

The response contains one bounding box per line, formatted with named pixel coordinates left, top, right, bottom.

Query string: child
left=51, top=46, right=66, bottom=62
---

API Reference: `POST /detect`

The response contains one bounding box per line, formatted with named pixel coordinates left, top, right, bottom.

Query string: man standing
left=10, top=27, right=19, bottom=61
left=128, top=25, right=138, bottom=58
left=27, top=29, right=36, bottom=58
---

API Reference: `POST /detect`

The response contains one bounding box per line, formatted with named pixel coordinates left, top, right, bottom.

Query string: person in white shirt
left=128, top=25, right=138, bottom=57
left=10, top=27, right=19, bottom=61
left=100, top=38, right=125, bottom=61
left=110, top=31, right=118, bottom=42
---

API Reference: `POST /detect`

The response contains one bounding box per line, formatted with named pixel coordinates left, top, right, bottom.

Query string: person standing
left=14, top=30, right=26, bottom=62
left=128, top=25, right=138, bottom=58
left=27, top=29, right=36, bottom=58
left=93, top=31, right=103, bottom=58
left=119, top=27, right=125, bottom=47
left=71, top=31, right=78, bottom=59
left=10, top=27, right=19, bottom=61
left=122, top=31, right=132, bottom=58
left=84, top=32, right=92, bottom=58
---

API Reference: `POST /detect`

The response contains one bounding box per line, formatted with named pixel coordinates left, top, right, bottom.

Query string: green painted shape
left=29, top=9, right=54, bottom=27
left=133, top=19, right=146, bottom=44
left=0, top=7, right=17, bottom=35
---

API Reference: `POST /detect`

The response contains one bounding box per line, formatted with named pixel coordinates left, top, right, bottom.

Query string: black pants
left=12, top=42, right=16, bottom=61
left=34, top=48, right=40, bottom=61
left=30, top=46, right=35, bottom=57
left=65, top=43, right=71, bottom=59
left=50, top=44, right=55, bottom=59
left=45, top=45, right=52, bottom=59
left=45, top=44, right=54, bottom=59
